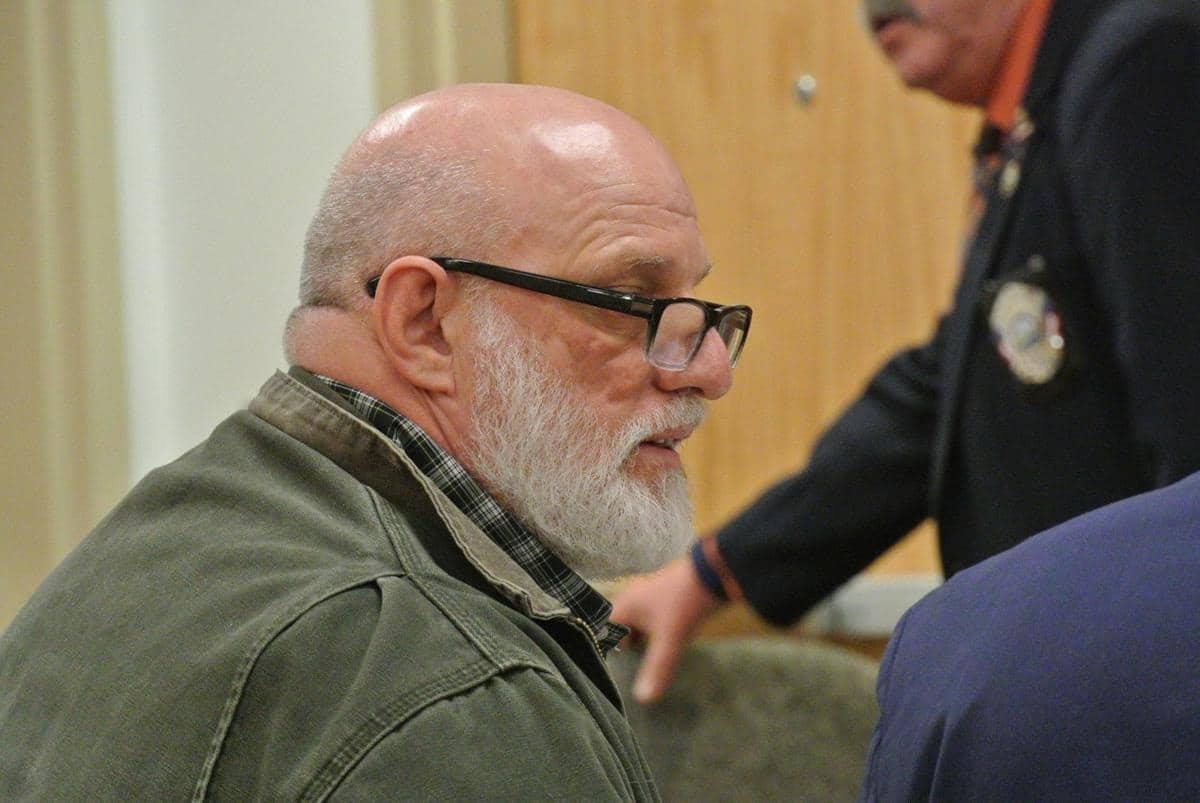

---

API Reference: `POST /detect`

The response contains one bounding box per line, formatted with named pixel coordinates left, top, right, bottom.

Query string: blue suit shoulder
left=864, top=470, right=1200, bottom=801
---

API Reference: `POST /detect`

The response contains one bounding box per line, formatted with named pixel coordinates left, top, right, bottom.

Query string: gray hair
left=297, top=144, right=514, bottom=309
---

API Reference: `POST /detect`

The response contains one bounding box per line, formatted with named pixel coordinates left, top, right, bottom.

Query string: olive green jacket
left=0, top=368, right=659, bottom=801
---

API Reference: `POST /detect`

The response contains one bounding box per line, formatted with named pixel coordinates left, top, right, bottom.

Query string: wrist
left=689, top=537, right=741, bottom=602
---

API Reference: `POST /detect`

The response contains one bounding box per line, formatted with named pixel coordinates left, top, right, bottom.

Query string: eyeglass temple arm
left=434, top=258, right=654, bottom=317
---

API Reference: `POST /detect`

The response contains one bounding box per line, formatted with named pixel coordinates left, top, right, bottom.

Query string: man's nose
left=656, top=328, right=734, bottom=399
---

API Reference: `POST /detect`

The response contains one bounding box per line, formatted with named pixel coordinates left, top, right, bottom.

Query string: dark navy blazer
left=717, top=0, right=1200, bottom=623
left=860, top=469, right=1200, bottom=801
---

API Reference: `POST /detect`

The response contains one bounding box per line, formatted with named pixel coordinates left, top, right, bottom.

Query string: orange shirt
left=986, top=0, right=1055, bottom=131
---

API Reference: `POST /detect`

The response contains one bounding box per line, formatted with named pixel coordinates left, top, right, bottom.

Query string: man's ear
left=372, top=256, right=460, bottom=394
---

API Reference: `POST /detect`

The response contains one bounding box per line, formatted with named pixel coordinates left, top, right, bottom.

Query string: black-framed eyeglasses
left=366, top=257, right=752, bottom=371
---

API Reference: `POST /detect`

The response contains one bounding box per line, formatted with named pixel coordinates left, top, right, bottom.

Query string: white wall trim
left=805, top=573, right=943, bottom=637
left=108, top=0, right=175, bottom=480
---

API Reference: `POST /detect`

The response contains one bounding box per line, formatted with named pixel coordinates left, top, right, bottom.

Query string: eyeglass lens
left=648, top=302, right=748, bottom=371
left=717, top=309, right=750, bottom=365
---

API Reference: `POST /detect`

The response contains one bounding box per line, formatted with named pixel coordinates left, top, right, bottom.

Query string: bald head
left=294, top=83, right=688, bottom=314
left=285, top=83, right=705, bottom=433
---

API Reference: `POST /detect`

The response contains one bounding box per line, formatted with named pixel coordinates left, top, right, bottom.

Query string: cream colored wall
left=2, top=2, right=128, bottom=630
left=2, top=1, right=510, bottom=630
left=108, top=0, right=377, bottom=481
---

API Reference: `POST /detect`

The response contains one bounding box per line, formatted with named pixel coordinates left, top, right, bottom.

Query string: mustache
left=860, top=0, right=921, bottom=28
left=624, top=395, right=707, bottom=451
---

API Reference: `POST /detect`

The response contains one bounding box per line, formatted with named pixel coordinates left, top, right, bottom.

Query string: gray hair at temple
left=296, top=140, right=513, bottom=311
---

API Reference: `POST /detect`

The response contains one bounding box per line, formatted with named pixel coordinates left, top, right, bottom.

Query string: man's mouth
left=640, top=428, right=692, bottom=452
left=622, top=397, right=707, bottom=469
left=638, top=424, right=696, bottom=456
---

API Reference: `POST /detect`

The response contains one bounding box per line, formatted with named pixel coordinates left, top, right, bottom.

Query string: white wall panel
left=108, top=0, right=376, bottom=480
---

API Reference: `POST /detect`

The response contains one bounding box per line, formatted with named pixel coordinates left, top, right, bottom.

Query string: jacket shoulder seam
left=298, top=659, right=562, bottom=801
left=191, top=573, right=405, bottom=801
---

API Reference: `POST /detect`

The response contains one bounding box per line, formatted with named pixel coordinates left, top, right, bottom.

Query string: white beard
left=462, top=298, right=705, bottom=580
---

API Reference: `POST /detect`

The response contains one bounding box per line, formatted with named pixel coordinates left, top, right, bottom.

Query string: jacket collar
left=249, top=368, right=575, bottom=625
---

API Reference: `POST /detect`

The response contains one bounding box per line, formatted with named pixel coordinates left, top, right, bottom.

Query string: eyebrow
left=604, top=255, right=714, bottom=294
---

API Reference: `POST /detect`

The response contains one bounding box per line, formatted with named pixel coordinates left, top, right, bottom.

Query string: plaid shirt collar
left=316, top=376, right=627, bottom=653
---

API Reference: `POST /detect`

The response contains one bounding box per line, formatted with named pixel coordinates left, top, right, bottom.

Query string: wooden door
left=512, top=0, right=979, bottom=576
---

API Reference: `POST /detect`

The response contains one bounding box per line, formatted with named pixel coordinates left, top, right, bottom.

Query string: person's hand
left=611, top=553, right=722, bottom=704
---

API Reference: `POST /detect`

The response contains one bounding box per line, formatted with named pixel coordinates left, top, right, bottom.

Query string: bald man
left=0, top=84, right=749, bottom=800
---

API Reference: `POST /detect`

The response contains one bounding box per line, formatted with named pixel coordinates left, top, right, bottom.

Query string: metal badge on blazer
left=987, top=277, right=1065, bottom=384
